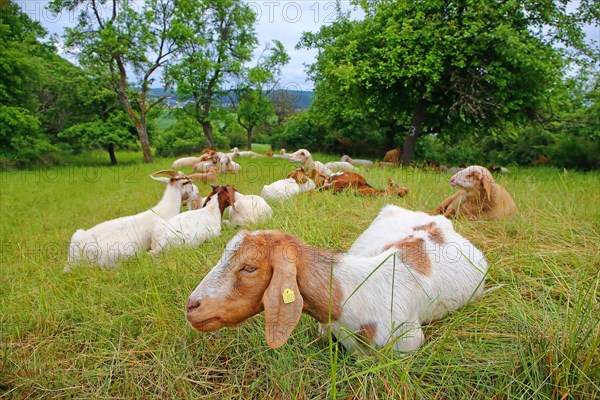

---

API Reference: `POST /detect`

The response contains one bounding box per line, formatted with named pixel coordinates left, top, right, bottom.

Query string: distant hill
left=148, top=87, right=314, bottom=110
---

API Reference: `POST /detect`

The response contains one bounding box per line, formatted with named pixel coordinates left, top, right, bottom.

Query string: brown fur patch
left=413, top=222, right=445, bottom=244
left=356, top=322, right=377, bottom=346
left=384, top=236, right=432, bottom=276
left=295, top=244, right=343, bottom=323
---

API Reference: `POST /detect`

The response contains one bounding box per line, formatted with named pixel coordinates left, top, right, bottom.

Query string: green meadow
left=1, top=151, right=599, bottom=399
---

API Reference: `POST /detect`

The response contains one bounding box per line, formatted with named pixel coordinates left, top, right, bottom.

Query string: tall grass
left=1, top=151, right=599, bottom=398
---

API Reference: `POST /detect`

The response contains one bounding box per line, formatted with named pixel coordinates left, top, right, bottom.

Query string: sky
left=18, top=0, right=363, bottom=91
left=18, top=1, right=599, bottom=92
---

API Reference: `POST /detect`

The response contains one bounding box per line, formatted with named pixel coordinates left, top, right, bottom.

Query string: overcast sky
left=18, top=1, right=598, bottom=92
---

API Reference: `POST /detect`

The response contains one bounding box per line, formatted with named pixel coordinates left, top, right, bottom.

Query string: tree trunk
left=135, top=114, right=153, bottom=163
left=201, top=120, right=216, bottom=149
left=246, top=126, right=253, bottom=150
left=107, top=143, right=117, bottom=165
left=384, top=127, right=396, bottom=151
left=400, top=98, right=427, bottom=165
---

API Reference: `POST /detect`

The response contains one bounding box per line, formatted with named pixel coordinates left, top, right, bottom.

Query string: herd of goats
left=65, top=146, right=519, bottom=355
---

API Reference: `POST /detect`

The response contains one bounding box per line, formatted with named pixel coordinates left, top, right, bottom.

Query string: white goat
left=324, top=161, right=358, bottom=172
left=288, top=149, right=333, bottom=177
left=341, top=154, right=374, bottom=167
left=211, top=185, right=272, bottom=226
left=181, top=183, right=203, bottom=210
left=261, top=167, right=316, bottom=201
left=66, top=170, right=194, bottom=269
left=230, top=147, right=261, bottom=158
left=150, top=193, right=222, bottom=254
left=272, top=148, right=290, bottom=159
left=172, top=156, right=203, bottom=169
left=186, top=222, right=487, bottom=355
left=219, top=154, right=241, bottom=173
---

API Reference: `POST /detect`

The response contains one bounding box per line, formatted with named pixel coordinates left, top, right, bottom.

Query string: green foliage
left=0, top=105, right=58, bottom=167
left=269, top=111, right=328, bottom=151
left=546, top=134, right=600, bottom=171
left=301, top=0, right=596, bottom=161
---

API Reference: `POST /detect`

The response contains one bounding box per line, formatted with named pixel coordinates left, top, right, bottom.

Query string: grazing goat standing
left=186, top=223, right=487, bottom=355
left=432, top=165, right=518, bottom=219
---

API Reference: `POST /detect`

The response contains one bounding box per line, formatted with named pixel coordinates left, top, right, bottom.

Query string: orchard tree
left=168, top=0, right=257, bottom=149
left=49, top=0, right=182, bottom=163
left=300, top=0, right=598, bottom=163
left=230, top=40, right=290, bottom=149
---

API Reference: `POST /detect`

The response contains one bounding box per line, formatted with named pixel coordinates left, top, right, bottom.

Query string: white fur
left=230, top=147, right=261, bottom=158
left=227, top=191, right=273, bottom=226
left=324, top=161, right=357, bottom=172
left=172, top=156, right=203, bottom=169
left=66, top=175, right=194, bottom=269
left=341, top=155, right=374, bottom=167
left=348, top=204, right=455, bottom=257
left=288, top=149, right=333, bottom=177
left=261, top=177, right=316, bottom=201
left=220, top=155, right=241, bottom=173
left=150, top=195, right=221, bottom=254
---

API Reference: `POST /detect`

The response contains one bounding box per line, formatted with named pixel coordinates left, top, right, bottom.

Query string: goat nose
left=186, top=298, right=201, bottom=312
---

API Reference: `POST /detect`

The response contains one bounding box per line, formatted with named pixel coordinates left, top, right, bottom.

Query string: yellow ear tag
left=282, top=288, right=295, bottom=304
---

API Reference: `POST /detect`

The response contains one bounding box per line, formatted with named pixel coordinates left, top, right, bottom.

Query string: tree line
left=1, top=0, right=599, bottom=169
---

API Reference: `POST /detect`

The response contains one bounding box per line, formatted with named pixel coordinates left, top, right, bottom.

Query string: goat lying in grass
left=432, top=165, right=518, bottom=219
left=66, top=170, right=194, bottom=269
left=150, top=187, right=224, bottom=254
left=321, top=172, right=409, bottom=197
left=261, top=167, right=316, bottom=201
left=186, top=208, right=487, bottom=355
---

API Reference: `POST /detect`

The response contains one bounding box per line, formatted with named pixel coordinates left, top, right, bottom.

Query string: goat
left=272, top=148, right=291, bottom=159
left=192, top=154, right=221, bottom=173
left=150, top=188, right=223, bottom=254
left=324, top=161, right=358, bottom=172
left=432, top=165, right=518, bottom=219
left=208, top=185, right=272, bottom=226
left=230, top=147, right=261, bottom=158
left=321, top=172, right=409, bottom=197
left=219, top=154, right=241, bottom=173
left=341, top=154, right=374, bottom=167
left=188, top=166, right=219, bottom=183
left=181, top=183, right=203, bottom=210
left=66, top=171, right=194, bottom=269
left=186, top=225, right=487, bottom=355
left=261, top=167, right=316, bottom=201
left=383, top=147, right=402, bottom=165
left=288, top=149, right=333, bottom=177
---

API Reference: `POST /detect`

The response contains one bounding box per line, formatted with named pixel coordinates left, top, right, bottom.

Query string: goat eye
left=242, top=265, right=257, bottom=273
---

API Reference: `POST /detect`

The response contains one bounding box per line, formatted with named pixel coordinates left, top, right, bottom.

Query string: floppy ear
left=262, top=242, right=304, bottom=349
left=226, top=185, right=237, bottom=210
left=478, top=170, right=493, bottom=201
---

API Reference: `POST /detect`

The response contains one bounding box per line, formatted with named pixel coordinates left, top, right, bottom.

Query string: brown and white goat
left=186, top=225, right=487, bottom=355
left=432, top=165, right=518, bottom=219
left=322, top=172, right=409, bottom=197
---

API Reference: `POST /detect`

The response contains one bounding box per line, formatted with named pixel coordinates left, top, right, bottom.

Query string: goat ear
left=150, top=175, right=171, bottom=183
left=262, top=243, right=304, bottom=349
left=483, top=178, right=492, bottom=201
left=226, top=185, right=236, bottom=210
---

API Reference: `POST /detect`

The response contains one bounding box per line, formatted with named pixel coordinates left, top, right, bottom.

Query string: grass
left=1, top=150, right=599, bottom=399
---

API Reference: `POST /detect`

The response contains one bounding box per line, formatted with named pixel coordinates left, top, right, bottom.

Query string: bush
left=269, top=112, right=328, bottom=151
left=547, top=134, right=600, bottom=171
